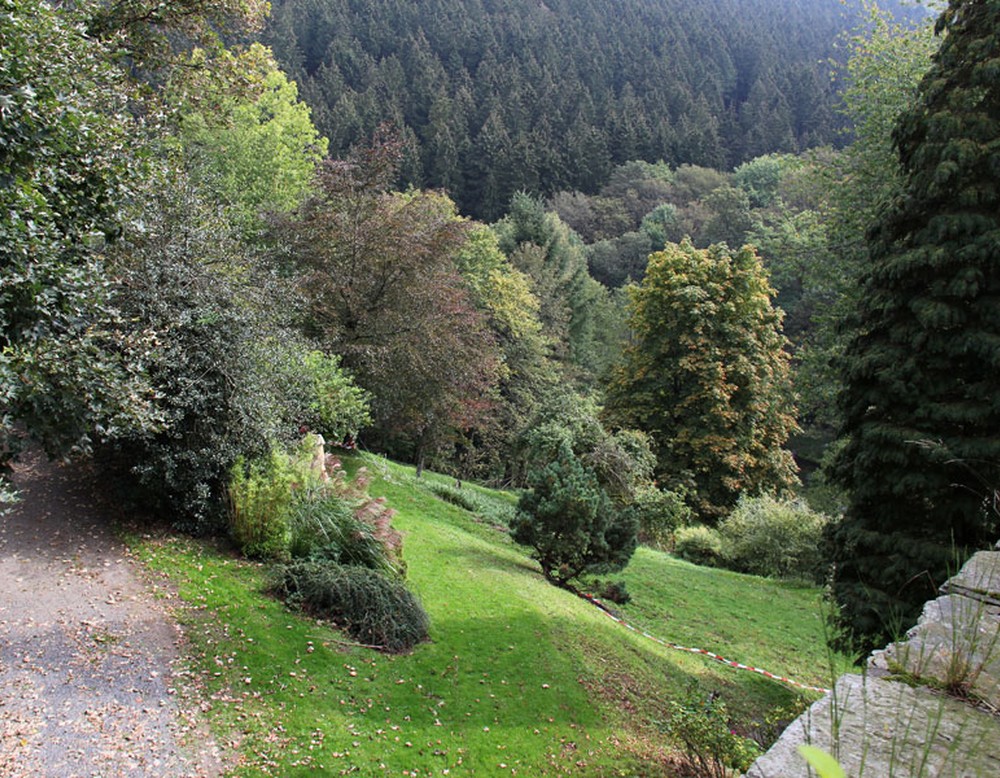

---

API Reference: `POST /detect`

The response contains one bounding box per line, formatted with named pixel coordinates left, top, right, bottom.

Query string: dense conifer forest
left=262, top=0, right=919, bottom=219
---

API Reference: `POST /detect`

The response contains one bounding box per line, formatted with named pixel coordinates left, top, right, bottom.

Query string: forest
left=2, top=0, right=999, bottom=765
left=261, top=0, right=924, bottom=219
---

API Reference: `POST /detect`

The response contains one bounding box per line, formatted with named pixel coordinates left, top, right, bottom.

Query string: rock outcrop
left=745, top=551, right=1000, bottom=777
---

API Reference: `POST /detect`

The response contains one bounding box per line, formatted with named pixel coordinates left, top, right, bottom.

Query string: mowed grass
left=134, top=453, right=852, bottom=776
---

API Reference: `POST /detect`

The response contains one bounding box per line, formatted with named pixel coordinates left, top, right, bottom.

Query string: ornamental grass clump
left=268, top=560, right=429, bottom=652
left=288, top=493, right=397, bottom=575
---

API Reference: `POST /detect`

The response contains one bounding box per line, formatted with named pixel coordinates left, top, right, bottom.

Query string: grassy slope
left=135, top=454, right=851, bottom=777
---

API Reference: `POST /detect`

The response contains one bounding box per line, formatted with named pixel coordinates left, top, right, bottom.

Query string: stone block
left=744, top=673, right=1000, bottom=778
left=876, top=594, right=1000, bottom=709
left=942, top=551, right=1000, bottom=607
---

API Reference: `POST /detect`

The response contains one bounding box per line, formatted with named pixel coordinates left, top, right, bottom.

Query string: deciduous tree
left=604, top=241, right=798, bottom=521
left=277, top=135, right=500, bottom=474
left=170, top=44, right=328, bottom=231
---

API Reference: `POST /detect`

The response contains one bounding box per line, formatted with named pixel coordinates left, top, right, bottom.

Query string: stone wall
left=744, top=550, right=1000, bottom=777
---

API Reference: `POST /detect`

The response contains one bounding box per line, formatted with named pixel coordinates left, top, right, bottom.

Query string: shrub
left=95, top=177, right=328, bottom=533
left=632, top=486, right=692, bottom=549
left=717, top=495, right=830, bottom=581
left=289, top=495, right=397, bottom=575
left=227, top=448, right=302, bottom=560
left=511, top=440, right=637, bottom=586
left=664, top=688, right=762, bottom=778
left=594, top=579, right=631, bottom=605
left=297, top=350, right=370, bottom=442
left=269, top=560, right=429, bottom=652
left=674, top=525, right=725, bottom=567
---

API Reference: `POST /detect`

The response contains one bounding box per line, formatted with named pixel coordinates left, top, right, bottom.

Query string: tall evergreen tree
left=830, top=0, right=1000, bottom=652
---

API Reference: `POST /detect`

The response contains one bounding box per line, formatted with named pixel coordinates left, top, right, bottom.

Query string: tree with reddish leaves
left=276, top=133, right=500, bottom=474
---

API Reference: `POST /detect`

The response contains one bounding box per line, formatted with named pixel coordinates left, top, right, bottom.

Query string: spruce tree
left=830, top=0, right=1000, bottom=652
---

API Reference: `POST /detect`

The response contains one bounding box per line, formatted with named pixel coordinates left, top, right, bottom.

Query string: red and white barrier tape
left=580, top=592, right=832, bottom=695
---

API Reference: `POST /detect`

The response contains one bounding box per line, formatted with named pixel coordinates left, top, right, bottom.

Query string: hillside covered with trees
left=262, top=0, right=921, bottom=219
left=3, top=0, right=999, bottom=771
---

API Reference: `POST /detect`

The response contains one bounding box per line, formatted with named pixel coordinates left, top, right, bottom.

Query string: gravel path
left=0, top=450, right=223, bottom=777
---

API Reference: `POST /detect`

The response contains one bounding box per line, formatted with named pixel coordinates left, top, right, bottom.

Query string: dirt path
left=0, top=450, right=222, bottom=777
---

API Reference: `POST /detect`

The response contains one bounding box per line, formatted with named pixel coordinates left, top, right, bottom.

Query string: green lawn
left=134, top=453, right=852, bottom=776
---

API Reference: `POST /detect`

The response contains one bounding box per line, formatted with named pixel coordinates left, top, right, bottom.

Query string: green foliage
left=228, top=447, right=303, bottom=560
left=516, top=391, right=655, bottom=505
left=170, top=43, right=328, bottom=231
left=0, top=0, right=161, bottom=461
left=664, top=688, right=763, bottom=778
left=700, top=185, right=753, bottom=247
left=798, top=746, right=847, bottom=778
left=632, top=485, right=693, bottom=550
left=496, top=193, right=622, bottom=380
left=797, top=6, right=937, bottom=429
left=717, top=495, right=830, bottom=582
left=673, top=525, right=726, bottom=568
left=830, top=0, right=1000, bottom=652
left=268, top=560, right=429, bottom=652
left=604, top=240, right=799, bottom=522
left=298, top=351, right=370, bottom=442
left=86, top=0, right=268, bottom=70
left=733, top=153, right=801, bottom=208
left=511, top=440, right=636, bottom=586
left=447, top=222, right=555, bottom=480
left=228, top=437, right=402, bottom=571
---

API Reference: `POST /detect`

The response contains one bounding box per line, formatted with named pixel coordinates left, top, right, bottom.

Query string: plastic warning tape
left=580, top=592, right=832, bottom=695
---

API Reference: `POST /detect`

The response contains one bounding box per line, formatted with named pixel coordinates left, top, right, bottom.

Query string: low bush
left=593, top=579, right=631, bottom=605
left=429, top=481, right=517, bottom=529
left=227, top=448, right=302, bottom=560
left=717, top=495, right=830, bottom=582
left=632, top=486, right=692, bottom=549
left=673, top=525, right=725, bottom=567
left=429, top=482, right=478, bottom=512
left=269, top=560, right=429, bottom=652
left=664, top=688, right=762, bottom=778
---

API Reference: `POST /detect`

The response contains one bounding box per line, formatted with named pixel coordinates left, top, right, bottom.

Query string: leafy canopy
left=604, top=240, right=798, bottom=521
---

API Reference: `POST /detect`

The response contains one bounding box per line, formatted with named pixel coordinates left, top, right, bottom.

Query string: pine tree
left=510, top=439, right=637, bottom=586
left=604, top=241, right=798, bottom=521
left=830, top=0, right=1000, bottom=652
